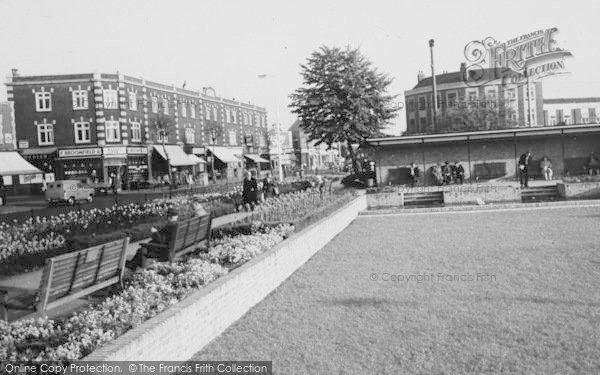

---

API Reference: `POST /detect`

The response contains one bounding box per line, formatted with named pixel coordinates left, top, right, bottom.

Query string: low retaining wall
left=85, top=195, right=367, bottom=361
left=366, top=184, right=522, bottom=208
left=557, top=182, right=600, bottom=200
left=442, top=185, right=521, bottom=205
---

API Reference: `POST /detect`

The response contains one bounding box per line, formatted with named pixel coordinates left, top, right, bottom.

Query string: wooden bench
left=139, top=213, right=212, bottom=266
left=0, top=237, right=129, bottom=321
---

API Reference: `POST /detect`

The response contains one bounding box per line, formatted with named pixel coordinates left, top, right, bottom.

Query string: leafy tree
left=152, top=115, right=176, bottom=184
left=289, top=46, right=398, bottom=173
left=436, top=95, right=518, bottom=133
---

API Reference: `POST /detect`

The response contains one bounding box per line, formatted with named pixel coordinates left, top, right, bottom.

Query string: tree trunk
left=346, top=140, right=361, bottom=174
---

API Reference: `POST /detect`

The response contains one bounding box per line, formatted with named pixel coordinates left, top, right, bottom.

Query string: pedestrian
left=518, top=150, right=532, bottom=187
left=455, top=161, right=465, bottom=184
left=242, top=171, right=258, bottom=211
left=0, top=175, right=5, bottom=206
left=262, top=173, right=273, bottom=200
left=110, top=173, right=118, bottom=195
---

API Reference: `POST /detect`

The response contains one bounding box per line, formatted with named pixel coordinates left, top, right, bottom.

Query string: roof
left=367, top=123, right=600, bottom=146
left=412, top=68, right=517, bottom=90
left=209, top=146, right=242, bottom=163
left=544, top=97, right=600, bottom=105
left=153, top=145, right=197, bottom=166
left=0, top=151, right=42, bottom=175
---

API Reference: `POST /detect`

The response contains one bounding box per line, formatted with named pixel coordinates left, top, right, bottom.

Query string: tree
left=289, top=46, right=398, bottom=173
left=436, top=95, right=518, bottom=133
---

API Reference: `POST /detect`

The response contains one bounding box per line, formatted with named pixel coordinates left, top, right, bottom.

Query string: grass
left=190, top=206, right=600, bottom=374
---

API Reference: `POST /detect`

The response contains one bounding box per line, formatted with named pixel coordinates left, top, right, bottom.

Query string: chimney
left=417, top=71, right=425, bottom=83
left=11, top=69, right=19, bottom=77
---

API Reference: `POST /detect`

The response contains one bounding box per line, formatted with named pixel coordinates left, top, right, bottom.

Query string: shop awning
left=153, top=145, right=197, bottom=167
left=209, top=146, right=242, bottom=163
left=20, top=147, right=58, bottom=156
left=245, top=154, right=270, bottom=163
left=0, top=152, right=43, bottom=175
left=188, top=154, right=206, bottom=164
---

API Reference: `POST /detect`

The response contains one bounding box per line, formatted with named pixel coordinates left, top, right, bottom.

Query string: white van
left=45, top=180, right=95, bottom=205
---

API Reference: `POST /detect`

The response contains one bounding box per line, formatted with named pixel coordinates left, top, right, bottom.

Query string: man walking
left=518, top=150, right=532, bottom=188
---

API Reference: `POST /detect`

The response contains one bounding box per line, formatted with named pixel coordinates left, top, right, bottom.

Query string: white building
left=543, top=98, right=600, bottom=125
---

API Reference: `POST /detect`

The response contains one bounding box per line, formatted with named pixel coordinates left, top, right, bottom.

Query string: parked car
left=45, top=180, right=95, bottom=205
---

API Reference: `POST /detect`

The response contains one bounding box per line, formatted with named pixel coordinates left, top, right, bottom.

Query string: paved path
left=0, top=211, right=251, bottom=290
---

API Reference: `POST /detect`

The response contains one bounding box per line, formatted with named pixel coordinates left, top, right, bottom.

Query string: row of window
left=35, top=122, right=267, bottom=146
left=407, top=89, right=518, bottom=112
left=34, top=91, right=267, bottom=127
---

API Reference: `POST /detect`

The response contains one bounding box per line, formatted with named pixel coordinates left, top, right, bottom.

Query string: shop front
left=0, top=151, right=43, bottom=196
left=20, top=147, right=58, bottom=182
left=126, top=146, right=150, bottom=189
left=152, top=145, right=199, bottom=185
left=208, top=146, right=243, bottom=181
left=56, top=147, right=103, bottom=182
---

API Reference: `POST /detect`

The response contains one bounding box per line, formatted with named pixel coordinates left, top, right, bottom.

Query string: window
left=129, top=92, right=137, bottom=111
left=131, top=122, right=141, bottom=142
left=242, top=113, right=249, bottom=125
left=35, top=92, right=52, bottom=112
left=229, top=130, right=237, bottom=145
left=225, top=108, right=231, bottom=123
left=231, top=110, right=237, bottom=124
left=162, top=99, right=169, bottom=115
left=72, top=90, right=88, bottom=110
left=549, top=116, right=557, bottom=125
left=158, top=131, right=167, bottom=143
left=74, top=122, right=91, bottom=144
left=467, top=90, right=477, bottom=102
left=259, top=134, right=267, bottom=147
left=37, top=124, right=54, bottom=145
left=212, top=107, right=218, bottom=121
left=181, top=103, right=187, bottom=118
left=103, top=89, right=118, bottom=109
left=105, top=121, right=120, bottom=142
left=190, top=104, right=196, bottom=118
left=408, top=100, right=414, bottom=112
left=151, top=97, right=158, bottom=113
left=447, top=93, right=457, bottom=108
left=418, top=97, right=425, bottom=111
left=205, top=107, right=211, bottom=120
left=185, top=128, right=195, bottom=144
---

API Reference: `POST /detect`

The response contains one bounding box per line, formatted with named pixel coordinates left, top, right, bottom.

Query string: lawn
left=190, top=206, right=600, bottom=374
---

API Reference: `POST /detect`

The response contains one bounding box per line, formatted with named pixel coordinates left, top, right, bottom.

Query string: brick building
left=543, top=97, right=600, bottom=126
left=5, top=70, right=269, bottom=184
left=404, top=63, right=544, bottom=135
left=0, top=101, right=16, bottom=150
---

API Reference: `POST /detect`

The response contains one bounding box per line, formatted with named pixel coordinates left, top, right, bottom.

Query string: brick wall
left=84, top=195, right=367, bottom=361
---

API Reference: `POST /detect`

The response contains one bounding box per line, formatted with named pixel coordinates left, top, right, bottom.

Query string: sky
left=1, top=0, right=599, bottom=135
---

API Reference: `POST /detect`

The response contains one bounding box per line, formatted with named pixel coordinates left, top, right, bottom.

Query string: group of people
left=407, top=161, right=465, bottom=186
left=518, top=151, right=554, bottom=187
left=241, top=171, right=280, bottom=211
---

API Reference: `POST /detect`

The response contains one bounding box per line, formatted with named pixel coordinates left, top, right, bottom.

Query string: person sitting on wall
left=455, top=161, right=465, bottom=184
left=540, top=156, right=553, bottom=181
left=126, top=206, right=180, bottom=269
left=408, top=162, right=420, bottom=187
left=442, top=161, right=452, bottom=184
left=432, top=163, right=444, bottom=186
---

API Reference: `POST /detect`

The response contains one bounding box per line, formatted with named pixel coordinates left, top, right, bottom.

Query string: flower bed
left=0, top=224, right=293, bottom=362
left=0, top=182, right=312, bottom=278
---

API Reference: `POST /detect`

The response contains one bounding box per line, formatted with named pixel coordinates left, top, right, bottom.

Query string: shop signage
left=58, top=148, right=102, bottom=158
left=103, top=147, right=127, bottom=156
left=18, top=140, right=29, bottom=149
left=192, top=147, right=205, bottom=155
left=127, top=146, right=148, bottom=155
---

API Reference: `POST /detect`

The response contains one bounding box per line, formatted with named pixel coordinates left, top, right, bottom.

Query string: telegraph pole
left=429, top=39, right=438, bottom=132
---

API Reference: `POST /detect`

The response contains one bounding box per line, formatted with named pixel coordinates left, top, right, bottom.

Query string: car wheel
left=68, top=197, right=75, bottom=205
left=87, top=195, right=94, bottom=203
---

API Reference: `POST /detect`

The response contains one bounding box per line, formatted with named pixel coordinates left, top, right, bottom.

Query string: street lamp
left=258, top=74, right=284, bottom=182
left=429, top=39, right=438, bottom=132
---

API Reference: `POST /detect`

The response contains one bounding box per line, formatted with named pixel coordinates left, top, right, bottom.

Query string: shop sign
left=18, top=140, right=29, bottom=149
left=192, top=147, right=205, bottom=155
left=19, top=173, right=44, bottom=184
left=59, top=148, right=102, bottom=158
left=103, top=147, right=127, bottom=157
left=127, top=146, right=148, bottom=155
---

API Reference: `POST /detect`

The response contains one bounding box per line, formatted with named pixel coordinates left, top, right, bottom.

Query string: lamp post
left=258, top=74, right=284, bottom=182
left=209, top=128, right=217, bottom=184
left=429, top=39, right=438, bottom=132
